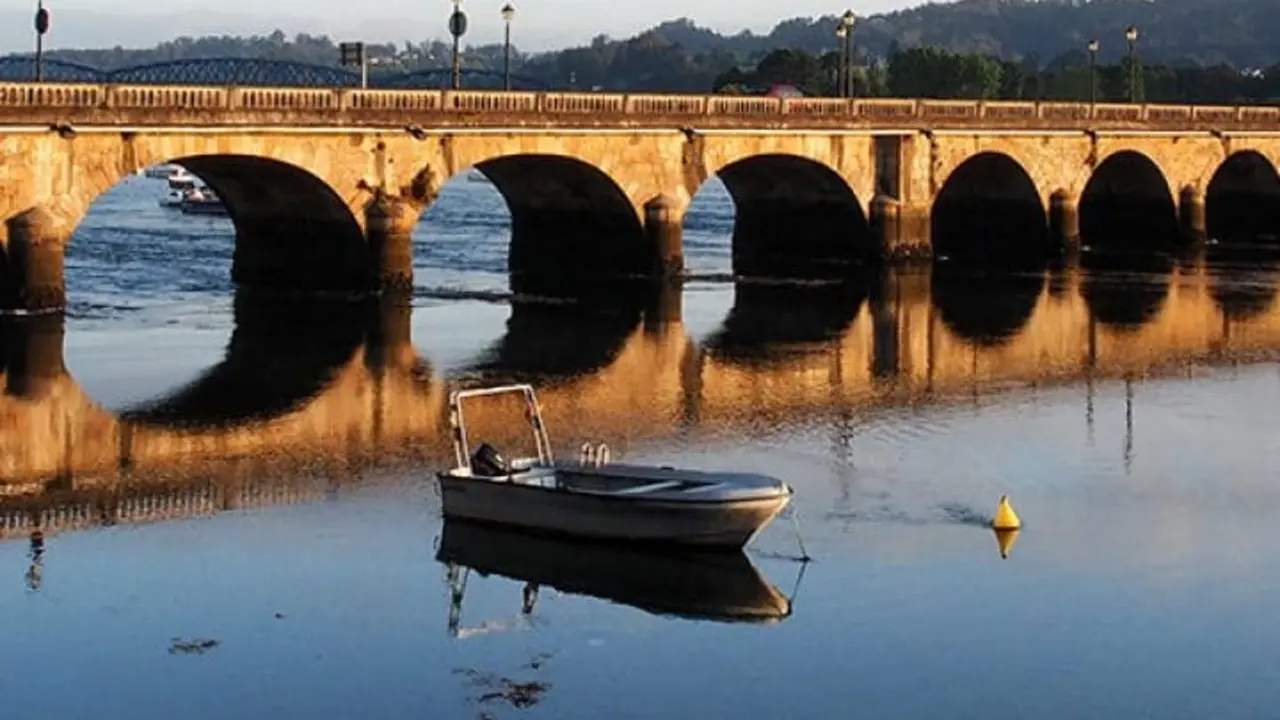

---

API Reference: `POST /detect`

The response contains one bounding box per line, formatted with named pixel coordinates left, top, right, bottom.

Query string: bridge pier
left=642, top=280, right=683, bottom=335
left=1, top=314, right=66, bottom=398
left=1179, top=186, right=1207, bottom=244
left=644, top=195, right=684, bottom=280
left=365, top=296, right=417, bottom=372
left=1050, top=190, right=1081, bottom=256
left=2, top=208, right=68, bottom=312
left=871, top=197, right=932, bottom=263
left=365, top=195, right=418, bottom=298
left=230, top=193, right=418, bottom=298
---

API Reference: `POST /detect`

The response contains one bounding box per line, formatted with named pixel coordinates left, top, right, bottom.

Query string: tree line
left=19, top=19, right=1280, bottom=104
left=717, top=46, right=1280, bottom=105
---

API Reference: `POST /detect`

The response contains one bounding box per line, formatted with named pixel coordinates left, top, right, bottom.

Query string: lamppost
left=1125, top=25, right=1139, bottom=103
left=501, top=3, right=515, bottom=91
left=33, top=1, right=50, bottom=82
left=1087, top=39, right=1099, bottom=105
left=841, top=10, right=856, bottom=98
left=834, top=22, right=847, bottom=98
left=448, top=0, right=467, bottom=90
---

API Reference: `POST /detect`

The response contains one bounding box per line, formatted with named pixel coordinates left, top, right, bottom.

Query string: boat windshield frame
left=446, top=384, right=553, bottom=471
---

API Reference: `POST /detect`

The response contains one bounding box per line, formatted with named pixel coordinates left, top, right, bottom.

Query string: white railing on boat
left=446, top=383, right=553, bottom=471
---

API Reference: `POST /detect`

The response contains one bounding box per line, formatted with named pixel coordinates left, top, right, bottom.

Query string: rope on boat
left=784, top=495, right=813, bottom=563
left=785, top=556, right=810, bottom=614
left=753, top=489, right=813, bottom=564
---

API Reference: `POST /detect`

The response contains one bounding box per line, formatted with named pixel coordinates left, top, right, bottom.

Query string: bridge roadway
left=2, top=263, right=1279, bottom=539
left=3, top=81, right=1280, bottom=310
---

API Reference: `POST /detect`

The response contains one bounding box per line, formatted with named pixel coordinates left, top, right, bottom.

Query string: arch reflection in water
left=4, top=263, right=1280, bottom=538
left=123, top=291, right=374, bottom=427
left=930, top=268, right=1046, bottom=347
left=469, top=298, right=646, bottom=382
left=704, top=279, right=868, bottom=364
left=1206, top=247, right=1280, bottom=322
left=1078, top=256, right=1174, bottom=332
left=437, top=520, right=793, bottom=633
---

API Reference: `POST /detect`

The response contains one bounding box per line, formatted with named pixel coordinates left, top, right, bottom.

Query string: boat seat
left=470, top=443, right=511, bottom=478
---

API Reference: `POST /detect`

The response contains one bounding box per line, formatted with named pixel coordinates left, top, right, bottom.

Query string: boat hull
left=437, top=474, right=790, bottom=549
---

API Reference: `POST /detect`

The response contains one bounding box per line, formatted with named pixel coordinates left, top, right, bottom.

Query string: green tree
left=753, top=48, right=824, bottom=94
left=998, top=60, right=1025, bottom=99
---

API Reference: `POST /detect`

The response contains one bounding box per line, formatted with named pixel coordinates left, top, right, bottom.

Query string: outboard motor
left=470, top=443, right=510, bottom=477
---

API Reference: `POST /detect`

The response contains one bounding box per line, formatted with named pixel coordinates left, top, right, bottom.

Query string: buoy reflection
left=993, top=528, right=1020, bottom=560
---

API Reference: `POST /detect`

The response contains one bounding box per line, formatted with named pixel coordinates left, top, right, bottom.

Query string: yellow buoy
left=993, top=528, right=1020, bottom=559
left=991, top=494, right=1021, bottom=531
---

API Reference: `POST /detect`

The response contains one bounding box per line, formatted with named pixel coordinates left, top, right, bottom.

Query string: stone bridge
left=2, top=263, right=1279, bottom=539
left=3, top=82, right=1280, bottom=309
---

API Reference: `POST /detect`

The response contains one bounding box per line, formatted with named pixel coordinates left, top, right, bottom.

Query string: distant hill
left=8, top=0, right=1278, bottom=92
left=645, top=0, right=1280, bottom=68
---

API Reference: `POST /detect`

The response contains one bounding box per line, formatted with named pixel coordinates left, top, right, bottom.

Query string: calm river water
left=1, top=175, right=1279, bottom=719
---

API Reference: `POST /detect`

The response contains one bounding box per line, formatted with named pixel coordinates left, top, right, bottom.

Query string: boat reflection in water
left=436, top=519, right=795, bottom=636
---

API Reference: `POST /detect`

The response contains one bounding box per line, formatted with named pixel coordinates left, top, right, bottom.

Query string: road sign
left=449, top=10, right=468, bottom=38
left=339, top=42, right=365, bottom=67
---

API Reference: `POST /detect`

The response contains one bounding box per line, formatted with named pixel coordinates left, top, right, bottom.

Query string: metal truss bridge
left=0, top=56, right=550, bottom=90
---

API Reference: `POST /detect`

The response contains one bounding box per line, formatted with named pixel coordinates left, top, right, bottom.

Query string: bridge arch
left=698, top=153, right=873, bottom=279
left=1079, top=150, right=1179, bottom=256
left=3, top=136, right=379, bottom=311
left=931, top=152, right=1049, bottom=268
left=1205, top=151, right=1280, bottom=247
left=416, top=153, right=651, bottom=296
left=172, top=155, right=371, bottom=292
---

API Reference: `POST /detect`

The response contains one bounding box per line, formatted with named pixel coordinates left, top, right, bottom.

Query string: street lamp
left=841, top=10, right=856, bottom=98
left=448, top=0, right=468, bottom=90
left=834, top=23, right=848, bottom=98
left=501, top=3, right=515, bottom=92
left=33, top=1, right=50, bottom=82
left=1125, top=25, right=1139, bottom=103
left=1087, top=39, right=1099, bottom=105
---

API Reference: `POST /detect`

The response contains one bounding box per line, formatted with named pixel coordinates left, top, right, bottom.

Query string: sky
left=0, top=0, right=922, bottom=54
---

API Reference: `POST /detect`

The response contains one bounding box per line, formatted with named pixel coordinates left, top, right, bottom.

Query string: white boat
left=143, top=163, right=188, bottom=180
left=178, top=186, right=229, bottom=216
left=158, top=174, right=199, bottom=209
left=436, top=384, right=793, bottom=549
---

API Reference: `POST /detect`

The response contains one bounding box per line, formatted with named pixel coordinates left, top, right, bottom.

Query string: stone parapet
left=2, top=81, right=1280, bottom=132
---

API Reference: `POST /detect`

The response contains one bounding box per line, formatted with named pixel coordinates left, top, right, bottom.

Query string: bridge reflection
left=123, top=292, right=373, bottom=427
left=3, top=262, right=1280, bottom=540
